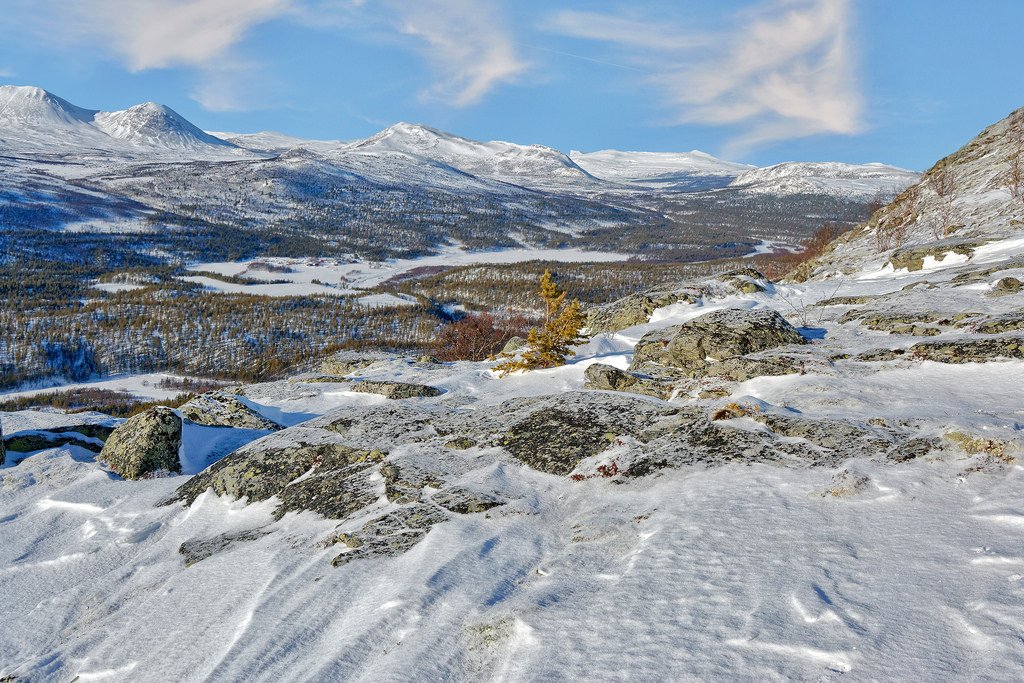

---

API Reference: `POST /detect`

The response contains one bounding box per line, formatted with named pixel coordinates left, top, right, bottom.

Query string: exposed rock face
left=975, top=313, right=1024, bottom=334
left=99, top=407, right=182, bottom=479
left=320, top=350, right=396, bottom=376
left=179, top=392, right=282, bottom=431
left=501, top=336, right=527, bottom=355
left=351, top=380, right=444, bottom=399
left=630, top=308, right=806, bottom=377
left=911, top=336, right=1024, bottom=363
left=583, top=363, right=672, bottom=399
left=172, top=429, right=385, bottom=520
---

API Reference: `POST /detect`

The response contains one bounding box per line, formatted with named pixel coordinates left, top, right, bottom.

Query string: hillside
left=1, top=105, right=1022, bottom=680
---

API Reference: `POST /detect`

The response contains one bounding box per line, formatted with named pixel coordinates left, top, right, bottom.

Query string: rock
left=495, top=392, right=677, bottom=475
left=717, top=268, right=770, bottom=295
left=991, top=276, right=1023, bottom=296
left=179, top=529, right=270, bottom=567
left=586, top=291, right=698, bottom=334
left=842, top=310, right=977, bottom=333
left=444, top=436, right=477, bottom=450
left=381, top=462, right=443, bottom=504
left=888, top=239, right=985, bottom=272
left=330, top=504, right=449, bottom=567
left=351, top=380, right=444, bottom=399
left=178, top=392, right=282, bottom=431
left=856, top=348, right=907, bottom=362
left=819, top=469, right=871, bottom=498
left=630, top=308, right=806, bottom=377
left=5, top=431, right=103, bottom=454
left=888, top=437, right=940, bottom=462
left=500, top=336, right=527, bottom=355
left=911, top=336, right=1024, bottom=363
left=171, top=429, right=386, bottom=520
left=583, top=363, right=672, bottom=399
left=975, top=313, right=1024, bottom=334
left=817, top=295, right=878, bottom=306
left=701, top=355, right=804, bottom=382
left=417, top=355, right=442, bottom=364
left=99, top=407, right=182, bottom=479
left=0, top=422, right=4, bottom=466
left=431, top=487, right=504, bottom=514
left=320, top=350, right=396, bottom=376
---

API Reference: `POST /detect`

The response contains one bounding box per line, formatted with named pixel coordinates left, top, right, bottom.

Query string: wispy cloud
left=546, top=0, right=864, bottom=155
left=381, top=0, right=527, bottom=106
left=0, top=68, right=15, bottom=79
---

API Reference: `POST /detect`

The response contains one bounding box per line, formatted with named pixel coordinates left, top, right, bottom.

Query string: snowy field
left=184, top=247, right=631, bottom=297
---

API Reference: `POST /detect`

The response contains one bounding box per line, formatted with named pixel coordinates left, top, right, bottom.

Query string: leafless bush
left=1005, top=115, right=1024, bottom=202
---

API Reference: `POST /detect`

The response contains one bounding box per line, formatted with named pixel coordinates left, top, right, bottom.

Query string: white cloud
left=382, top=0, right=527, bottom=106
left=546, top=0, right=864, bottom=155
left=67, top=0, right=293, bottom=71
left=0, top=68, right=15, bottom=78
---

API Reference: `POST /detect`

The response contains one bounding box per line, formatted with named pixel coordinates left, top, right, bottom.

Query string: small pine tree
left=495, top=270, right=587, bottom=376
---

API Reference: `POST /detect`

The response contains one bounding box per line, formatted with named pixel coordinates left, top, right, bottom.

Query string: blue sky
left=1, top=0, right=1021, bottom=170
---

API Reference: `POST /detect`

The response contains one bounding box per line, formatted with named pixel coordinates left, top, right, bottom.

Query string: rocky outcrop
left=172, top=429, right=385, bottom=520
left=351, top=380, right=444, bottom=399
left=975, top=313, right=1024, bottom=334
left=99, top=407, right=182, bottom=479
left=179, top=528, right=270, bottom=567
left=3, top=423, right=115, bottom=455
left=583, top=363, right=673, bottom=399
left=991, top=276, right=1023, bottom=296
left=630, top=308, right=806, bottom=378
left=911, top=336, right=1024, bottom=363
left=179, top=392, right=282, bottom=431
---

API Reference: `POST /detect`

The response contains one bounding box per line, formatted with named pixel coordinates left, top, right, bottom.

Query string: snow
left=730, top=161, right=920, bottom=198
left=570, top=148, right=754, bottom=183
left=0, top=373, right=215, bottom=403
left=187, top=247, right=631, bottom=297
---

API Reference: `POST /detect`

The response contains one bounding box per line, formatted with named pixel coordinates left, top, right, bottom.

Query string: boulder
left=586, top=291, right=698, bottom=334
left=583, top=363, right=672, bottom=399
left=99, top=407, right=182, bottom=479
left=178, top=392, right=282, bottom=431
left=500, top=336, right=527, bottom=355
left=888, top=239, right=985, bottom=272
left=991, top=276, right=1023, bottom=296
left=630, top=308, right=806, bottom=377
left=351, top=380, right=444, bottom=399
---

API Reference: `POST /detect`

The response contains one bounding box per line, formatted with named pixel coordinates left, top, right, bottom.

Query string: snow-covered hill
left=729, top=161, right=920, bottom=199
left=571, top=149, right=754, bottom=188
left=92, top=102, right=237, bottom=152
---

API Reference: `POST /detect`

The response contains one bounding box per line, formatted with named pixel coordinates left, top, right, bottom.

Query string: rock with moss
left=701, top=355, right=805, bottom=382
left=888, top=239, right=986, bottom=272
left=171, top=428, right=386, bottom=519
left=716, top=268, right=770, bottom=295
left=856, top=348, right=907, bottom=362
left=179, top=391, right=282, bottom=431
left=630, top=308, right=806, bottom=377
left=330, top=504, right=450, bottom=566
left=586, top=291, right=698, bottom=334
left=975, top=313, right=1024, bottom=334
left=911, top=336, right=1024, bottom=363
left=432, top=487, right=504, bottom=514
left=500, top=336, right=527, bottom=355
left=179, top=528, right=270, bottom=567
left=351, top=380, right=444, bottom=399
left=991, top=276, right=1023, bottom=296
left=99, top=407, right=182, bottom=479
left=583, top=363, right=673, bottom=399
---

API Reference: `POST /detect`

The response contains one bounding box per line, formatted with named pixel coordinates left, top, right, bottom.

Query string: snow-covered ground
left=186, top=247, right=631, bottom=297
left=0, top=373, right=214, bottom=403
left=3, top=227, right=1023, bottom=679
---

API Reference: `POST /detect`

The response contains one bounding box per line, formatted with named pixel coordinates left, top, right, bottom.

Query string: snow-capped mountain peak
left=92, top=102, right=236, bottom=151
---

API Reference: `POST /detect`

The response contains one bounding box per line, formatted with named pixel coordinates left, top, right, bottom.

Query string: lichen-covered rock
left=991, top=276, right=1023, bottom=296
left=717, top=268, right=770, bottom=295
left=351, top=380, right=444, bottom=399
left=586, top=291, right=698, bottom=334
left=856, top=348, right=907, bottom=362
left=381, top=462, right=444, bottom=504
left=583, top=363, right=672, bottom=399
left=888, top=239, right=985, bottom=272
left=5, top=431, right=103, bottom=454
left=975, top=313, right=1024, bottom=334
left=701, top=355, right=804, bottom=382
left=630, top=307, right=806, bottom=377
left=179, top=392, right=282, bottom=431
left=99, top=407, right=182, bottom=479
left=171, top=428, right=386, bottom=520
left=911, top=336, right=1024, bottom=363
left=432, top=487, right=504, bottom=514
left=320, top=350, right=396, bottom=376
left=500, top=336, right=527, bottom=355
left=330, top=504, right=449, bottom=566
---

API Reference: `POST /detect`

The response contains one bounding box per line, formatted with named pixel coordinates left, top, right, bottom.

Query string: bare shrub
left=429, top=312, right=531, bottom=362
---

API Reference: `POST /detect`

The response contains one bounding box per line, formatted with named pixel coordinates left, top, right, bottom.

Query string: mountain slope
left=92, top=103, right=237, bottom=152
left=729, top=161, right=920, bottom=199
left=570, top=149, right=754, bottom=189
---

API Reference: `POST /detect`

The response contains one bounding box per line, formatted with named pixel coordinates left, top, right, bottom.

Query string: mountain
left=729, top=161, right=920, bottom=199
left=0, top=85, right=242, bottom=156
left=346, top=122, right=598, bottom=188
left=91, top=102, right=237, bottom=152
left=570, top=149, right=755, bottom=189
